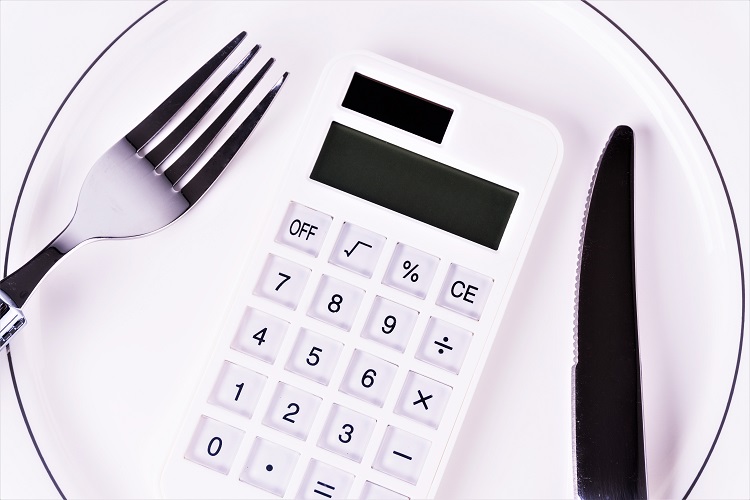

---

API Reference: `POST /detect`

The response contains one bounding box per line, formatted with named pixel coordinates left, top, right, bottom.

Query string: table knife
left=574, top=125, right=647, bottom=498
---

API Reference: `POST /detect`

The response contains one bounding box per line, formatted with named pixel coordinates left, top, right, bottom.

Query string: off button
left=436, top=264, right=493, bottom=320
left=275, top=202, right=332, bottom=257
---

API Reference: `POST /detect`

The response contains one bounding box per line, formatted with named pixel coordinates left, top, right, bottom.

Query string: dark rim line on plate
left=3, top=1, right=745, bottom=499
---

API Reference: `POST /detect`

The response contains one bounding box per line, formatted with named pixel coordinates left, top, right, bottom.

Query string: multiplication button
left=275, top=202, right=332, bottom=257
left=415, top=317, right=472, bottom=374
left=382, top=243, right=439, bottom=299
left=394, top=371, right=452, bottom=429
left=372, top=426, right=431, bottom=485
left=436, top=263, right=493, bottom=320
left=185, top=415, right=244, bottom=475
left=240, top=437, right=299, bottom=497
left=254, top=254, right=311, bottom=310
left=329, top=223, right=386, bottom=278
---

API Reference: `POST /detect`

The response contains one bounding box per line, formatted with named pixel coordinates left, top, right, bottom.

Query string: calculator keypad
left=183, top=201, right=495, bottom=497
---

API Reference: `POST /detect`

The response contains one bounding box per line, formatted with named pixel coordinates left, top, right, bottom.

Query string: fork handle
left=0, top=245, right=66, bottom=348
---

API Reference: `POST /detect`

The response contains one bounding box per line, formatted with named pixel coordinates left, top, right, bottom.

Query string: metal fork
left=0, top=32, right=288, bottom=348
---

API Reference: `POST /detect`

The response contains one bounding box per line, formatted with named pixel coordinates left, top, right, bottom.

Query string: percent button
left=382, top=243, right=440, bottom=299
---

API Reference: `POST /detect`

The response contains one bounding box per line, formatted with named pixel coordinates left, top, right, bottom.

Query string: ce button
left=436, top=264, right=493, bottom=320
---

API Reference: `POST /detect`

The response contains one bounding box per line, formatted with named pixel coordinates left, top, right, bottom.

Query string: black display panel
left=309, top=122, right=518, bottom=250
left=342, top=73, right=453, bottom=143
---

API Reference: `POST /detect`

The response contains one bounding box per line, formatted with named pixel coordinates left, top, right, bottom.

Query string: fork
left=0, top=32, right=288, bottom=348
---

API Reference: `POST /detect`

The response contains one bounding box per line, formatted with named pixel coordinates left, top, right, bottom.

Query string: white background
left=1, top=1, right=748, bottom=498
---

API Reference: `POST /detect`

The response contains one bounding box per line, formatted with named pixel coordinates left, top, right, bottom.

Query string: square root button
left=436, top=264, right=493, bottom=320
left=275, top=202, right=332, bottom=257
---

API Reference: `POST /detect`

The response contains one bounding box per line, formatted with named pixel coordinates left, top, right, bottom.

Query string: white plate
left=3, top=1, right=745, bottom=498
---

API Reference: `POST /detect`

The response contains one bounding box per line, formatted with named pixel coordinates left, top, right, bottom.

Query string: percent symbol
left=402, top=261, right=420, bottom=282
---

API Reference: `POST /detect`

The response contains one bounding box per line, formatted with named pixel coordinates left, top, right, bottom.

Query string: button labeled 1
left=275, top=202, right=332, bottom=257
left=436, top=263, right=493, bottom=320
left=208, top=361, right=266, bottom=418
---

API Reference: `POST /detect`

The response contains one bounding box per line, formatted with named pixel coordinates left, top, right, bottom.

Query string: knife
left=574, top=125, right=647, bottom=498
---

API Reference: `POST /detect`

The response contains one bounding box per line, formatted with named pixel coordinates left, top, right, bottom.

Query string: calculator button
left=285, top=328, right=344, bottom=385
left=208, top=361, right=267, bottom=418
left=185, top=415, right=244, bottom=475
left=297, top=459, right=354, bottom=500
left=360, top=481, right=409, bottom=500
left=240, top=437, right=300, bottom=497
left=436, top=263, right=493, bottom=320
left=382, top=243, right=440, bottom=299
left=339, top=349, right=398, bottom=408
left=414, top=317, right=473, bottom=374
left=307, top=275, right=365, bottom=331
left=328, top=223, right=386, bottom=278
left=394, top=371, right=452, bottom=429
left=254, top=254, right=311, bottom=310
left=361, top=296, right=419, bottom=352
left=317, top=404, right=376, bottom=463
left=232, top=308, right=289, bottom=364
left=372, top=426, right=431, bottom=485
left=275, top=202, right=332, bottom=257
left=263, top=382, right=322, bottom=440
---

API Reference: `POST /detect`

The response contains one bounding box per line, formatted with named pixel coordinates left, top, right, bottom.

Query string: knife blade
left=574, top=125, right=647, bottom=498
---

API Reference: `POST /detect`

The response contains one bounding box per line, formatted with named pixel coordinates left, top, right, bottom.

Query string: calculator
left=161, top=52, right=562, bottom=499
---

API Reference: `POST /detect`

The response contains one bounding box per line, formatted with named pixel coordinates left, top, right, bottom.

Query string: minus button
left=392, top=450, right=412, bottom=460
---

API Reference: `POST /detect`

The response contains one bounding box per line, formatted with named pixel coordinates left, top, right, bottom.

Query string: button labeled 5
left=285, top=329, right=343, bottom=385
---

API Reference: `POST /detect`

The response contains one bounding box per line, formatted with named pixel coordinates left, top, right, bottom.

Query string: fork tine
left=144, top=44, right=261, bottom=168
left=181, top=72, right=289, bottom=206
left=163, top=58, right=275, bottom=185
left=125, top=31, right=247, bottom=152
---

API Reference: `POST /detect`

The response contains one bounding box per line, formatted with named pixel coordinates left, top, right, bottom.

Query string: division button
left=240, top=437, right=300, bottom=497
left=297, top=459, right=354, bottom=499
left=436, top=263, right=493, bottom=320
left=415, top=317, right=473, bottom=374
left=329, top=222, right=386, bottom=278
left=184, top=415, right=244, bottom=475
left=275, top=202, right=332, bottom=257
left=382, top=243, right=440, bottom=299
left=394, top=371, right=452, bottom=429
left=372, top=426, right=431, bottom=485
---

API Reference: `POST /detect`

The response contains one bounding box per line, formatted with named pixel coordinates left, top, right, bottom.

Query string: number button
left=254, top=254, right=311, bottom=310
left=328, top=223, right=386, bottom=278
left=297, top=459, right=354, bottom=500
left=436, top=263, right=494, bottom=320
left=361, top=296, right=419, bottom=352
left=262, top=382, right=322, bottom=440
left=307, top=275, right=365, bottom=331
left=231, top=308, right=289, bottom=364
left=275, top=202, right=332, bottom=257
left=339, top=350, right=398, bottom=408
left=317, top=404, right=376, bottom=463
left=372, top=425, right=431, bottom=485
left=240, top=437, right=300, bottom=497
left=285, top=329, right=343, bottom=385
left=382, top=243, right=440, bottom=299
left=415, top=317, right=473, bottom=374
left=185, top=415, right=244, bottom=475
left=394, top=371, right=452, bottom=429
left=360, top=482, right=409, bottom=500
left=207, top=361, right=267, bottom=418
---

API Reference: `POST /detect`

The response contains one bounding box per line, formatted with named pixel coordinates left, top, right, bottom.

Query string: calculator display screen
left=309, top=122, right=518, bottom=250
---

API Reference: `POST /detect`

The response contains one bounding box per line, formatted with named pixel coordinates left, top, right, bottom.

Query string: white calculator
left=162, top=52, right=562, bottom=499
